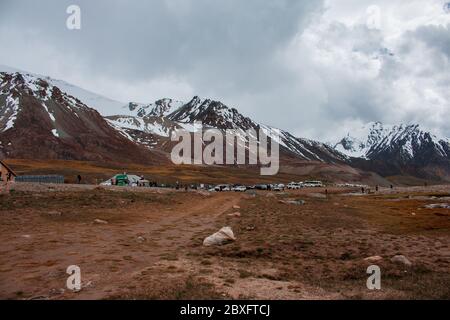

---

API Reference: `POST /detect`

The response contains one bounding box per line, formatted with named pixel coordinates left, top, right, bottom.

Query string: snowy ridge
left=334, top=122, right=388, bottom=158
left=125, top=98, right=185, bottom=118
left=168, top=96, right=258, bottom=131
left=0, top=71, right=97, bottom=136
left=107, top=115, right=174, bottom=138
left=1, top=72, right=91, bottom=110
left=334, top=122, right=450, bottom=161
left=106, top=99, right=185, bottom=139
left=109, top=96, right=347, bottom=162
left=0, top=65, right=125, bottom=116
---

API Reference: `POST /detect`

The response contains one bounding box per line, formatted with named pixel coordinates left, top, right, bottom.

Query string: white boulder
left=203, top=227, right=236, bottom=247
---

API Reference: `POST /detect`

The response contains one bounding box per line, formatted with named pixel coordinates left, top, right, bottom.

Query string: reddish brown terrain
left=4, top=158, right=390, bottom=186
left=0, top=183, right=449, bottom=300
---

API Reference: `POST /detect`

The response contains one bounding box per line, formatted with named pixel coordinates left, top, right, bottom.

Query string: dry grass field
left=3, top=159, right=389, bottom=186
left=0, top=183, right=449, bottom=300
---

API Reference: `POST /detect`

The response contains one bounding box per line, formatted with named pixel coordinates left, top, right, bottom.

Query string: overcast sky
left=0, top=0, right=449, bottom=141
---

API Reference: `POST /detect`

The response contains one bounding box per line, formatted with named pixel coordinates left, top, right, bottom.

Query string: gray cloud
left=0, top=0, right=320, bottom=79
left=0, top=0, right=449, bottom=141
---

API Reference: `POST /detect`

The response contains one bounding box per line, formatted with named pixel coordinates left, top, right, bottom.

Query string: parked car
left=255, top=184, right=268, bottom=190
left=215, top=184, right=229, bottom=192
left=233, top=186, right=247, bottom=192
left=287, top=183, right=300, bottom=190
left=272, top=184, right=285, bottom=191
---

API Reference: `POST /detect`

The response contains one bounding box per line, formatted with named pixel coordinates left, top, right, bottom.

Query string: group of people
left=360, top=185, right=395, bottom=194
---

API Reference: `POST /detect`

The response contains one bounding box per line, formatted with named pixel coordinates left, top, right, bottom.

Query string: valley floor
left=0, top=184, right=449, bottom=300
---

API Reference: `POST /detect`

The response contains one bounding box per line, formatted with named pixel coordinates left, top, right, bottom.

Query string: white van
left=303, top=181, right=324, bottom=188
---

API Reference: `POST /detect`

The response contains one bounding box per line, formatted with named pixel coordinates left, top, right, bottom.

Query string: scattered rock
left=424, top=203, right=450, bottom=209
left=411, top=212, right=416, bottom=216
left=279, top=199, right=305, bottom=206
left=391, top=255, right=412, bottom=267
left=22, top=235, right=31, bottom=239
left=227, top=212, right=241, bottom=218
left=246, top=225, right=256, bottom=231
left=203, top=227, right=236, bottom=247
left=137, top=236, right=146, bottom=243
left=47, top=211, right=62, bottom=217
left=364, top=256, right=383, bottom=263
left=198, top=191, right=211, bottom=197
left=94, top=219, right=108, bottom=225
left=233, top=205, right=241, bottom=209
left=49, top=288, right=65, bottom=296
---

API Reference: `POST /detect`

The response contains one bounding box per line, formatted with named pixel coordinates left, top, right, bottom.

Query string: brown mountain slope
left=0, top=72, right=167, bottom=165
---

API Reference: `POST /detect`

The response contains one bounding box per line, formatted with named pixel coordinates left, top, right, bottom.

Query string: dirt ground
left=0, top=183, right=449, bottom=300
left=4, top=158, right=391, bottom=186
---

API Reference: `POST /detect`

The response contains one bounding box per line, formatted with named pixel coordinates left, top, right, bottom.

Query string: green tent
left=115, top=174, right=129, bottom=186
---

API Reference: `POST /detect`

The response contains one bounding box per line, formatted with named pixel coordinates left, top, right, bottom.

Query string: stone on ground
left=391, top=255, right=412, bottom=266
left=203, top=227, right=236, bottom=247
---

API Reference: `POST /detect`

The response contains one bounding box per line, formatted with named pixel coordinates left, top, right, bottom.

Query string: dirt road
left=0, top=187, right=240, bottom=299
left=0, top=184, right=449, bottom=299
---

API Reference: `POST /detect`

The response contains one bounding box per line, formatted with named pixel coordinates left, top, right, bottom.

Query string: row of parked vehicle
left=210, top=181, right=324, bottom=192
left=286, top=181, right=324, bottom=189
left=211, top=184, right=286, bottom=192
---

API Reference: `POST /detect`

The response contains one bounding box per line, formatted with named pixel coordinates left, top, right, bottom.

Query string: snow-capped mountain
left=0, top=66, right=346, bottom=166
left=335, top=122, right=450, bottom=180
left=1, top=67, right=448, bottom=181
left=0, top=65, right=125, bottom=116
left=334, top=122, right=389, bottom=159
left=168, top=97, right=258, bottom=131
left=335, top=122, right=449, bottom=160
left=0, top=71, right=165, bottom=164
left=107, top=96, right=347, bottom=163
left=106, top=99, right=185, bottom=139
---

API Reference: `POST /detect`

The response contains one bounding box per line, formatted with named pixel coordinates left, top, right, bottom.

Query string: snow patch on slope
left=3, top=95, right=20, bottom=132
left=0, top=65, right=125, bottom=116
left=51, top=129, right=59, bottom=137
left=41, top=102, right=56, bottom=122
